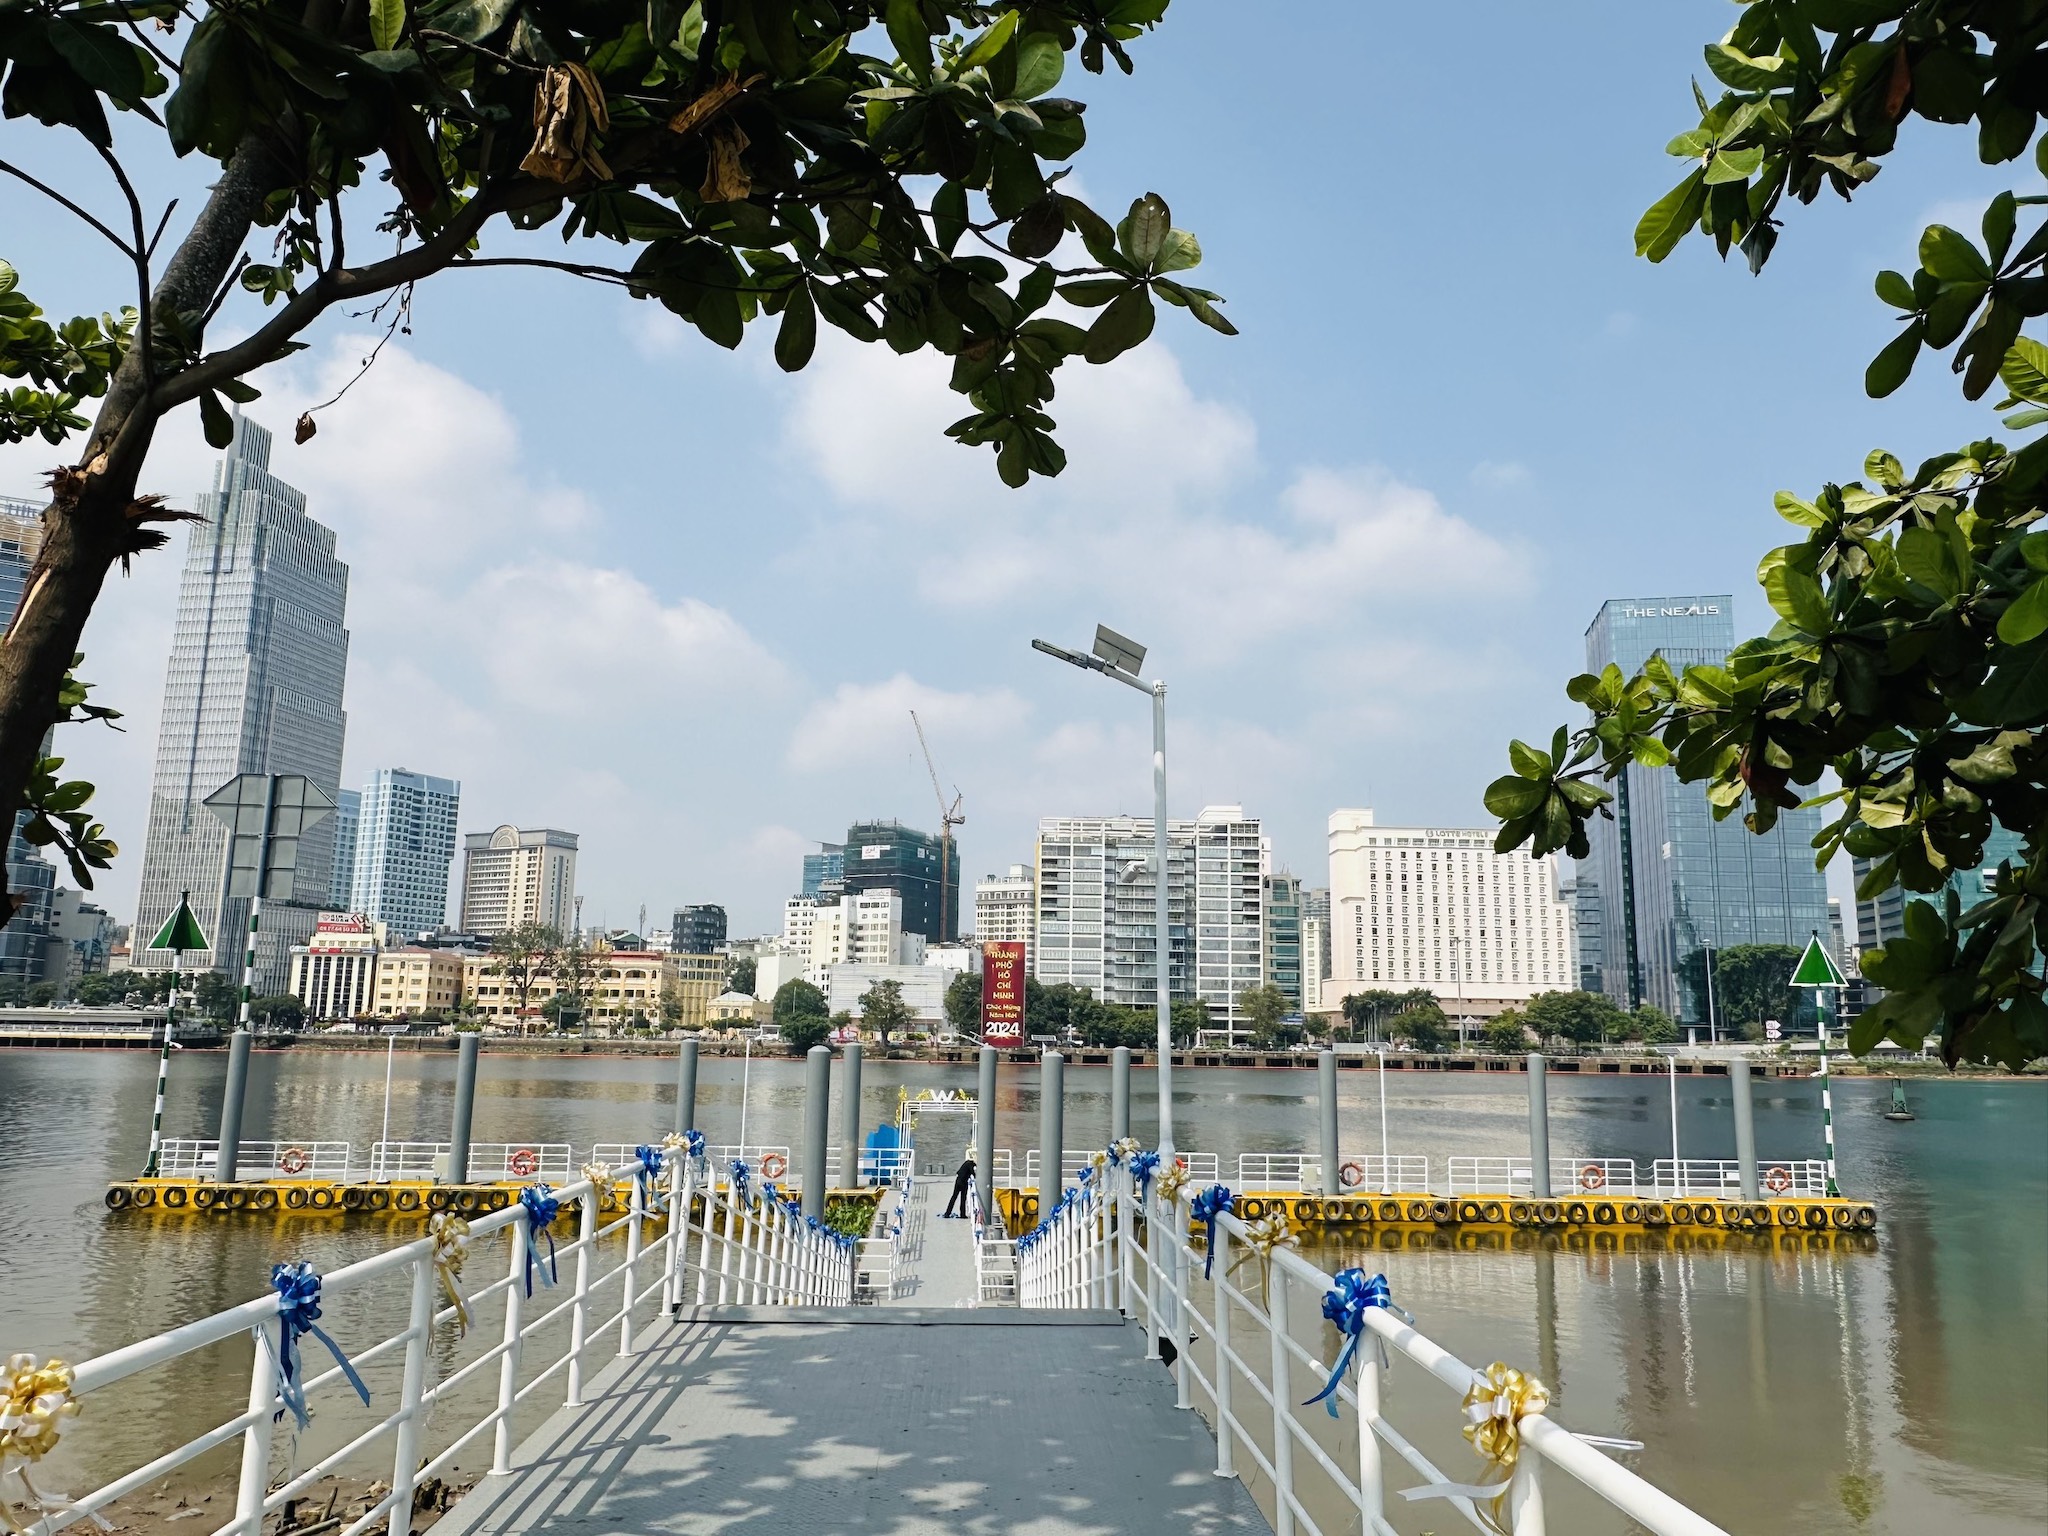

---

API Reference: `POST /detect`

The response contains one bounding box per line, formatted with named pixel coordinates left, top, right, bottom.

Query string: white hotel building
left=1327, top=809, right=1575, bottom=1020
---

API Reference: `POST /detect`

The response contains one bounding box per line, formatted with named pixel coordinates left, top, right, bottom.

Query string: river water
left=2, top=1047, right=2043, bottom=1534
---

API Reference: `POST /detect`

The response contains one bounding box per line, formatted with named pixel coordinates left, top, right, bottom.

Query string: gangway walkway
left=882, top=1172, right=980, bottom=1307
left=432, top=1312, right=1264, bottom=1536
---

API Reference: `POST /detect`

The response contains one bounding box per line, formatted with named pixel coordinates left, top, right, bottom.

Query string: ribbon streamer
left=428, top=1213, right=472, bottom=1336
left=633, top=1144, right=666, bottom=1210
left=520, top=1185, right=561, bottom=1296
left=1398, top=1360, right=1550, bottom=1535
left=1304, top=1269, right=1410, bottom=1419
left=1189, top=1184, right=1233, bottom=1278
left=265, top=1263, right=371, bottom=1431
left=729, top=1159, right=752, bottom=1197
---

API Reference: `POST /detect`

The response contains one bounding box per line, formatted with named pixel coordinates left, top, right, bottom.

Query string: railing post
left=695, top=1180, right=718, bottom=1306
left=663, top=1155, right=693, bottom=1313
left=621, top=1170, right=645, bottom=1356
left=1268, top=1265, right=1296, bottom=1536
left=1143, top=1187, right=1162, bottom=1360
left=492, top=1217, right=527, bottom=1476
left=716, top=1179, right=738, bottom=1305
left=1173, top=1215, right=1192, bottom=1410
left=566, top=1183, right=597, bottom=1406
left=1211, top=1223, right=1233, bottom=1477
left=231, top=1324, right=279, bottom=1536
left=1118, top=1167, right=1136, bottom=1317
left=1356, top=1325, right=1385, bottom=1528
left=388, top=1251, right=437, bottom=1536
left=1509, top=1447, right=1547, bottom=1535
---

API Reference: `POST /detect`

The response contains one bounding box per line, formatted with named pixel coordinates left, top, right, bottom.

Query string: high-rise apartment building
left=842, top=820, right=958, bottom=942
left=671, top=904, right=727, bottom=955
left=0, top=500, right=56, bottom=990
left=974, top=865, right=1036, bottom=968
left=1328, top=810, right=1575, bottom=1018
left=1579, top=597, right=1829, bottom=1023
left=133, top=419, right=350, bottom=991
left=328, top=789, right=361, bottom=910
left=1301, top=886, right=1331, bottom=1012
left=458, top=825, right=577, bottom=935
left=351, top=769, right=460, bottom=942
left=801, top=843, right=844, bottom=899
left=1265, top=871, right=1304, bottom=1009
left=1034, top=807, right=1265, bottom=1034
left=803, top=889, right=923, bottom=984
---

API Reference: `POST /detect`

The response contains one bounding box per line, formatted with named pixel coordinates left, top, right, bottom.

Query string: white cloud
left=787, top=674, right=1029, bottom=773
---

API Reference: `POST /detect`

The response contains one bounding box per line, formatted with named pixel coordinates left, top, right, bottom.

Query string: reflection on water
left=2, top=1047, right=2043, bottom=1534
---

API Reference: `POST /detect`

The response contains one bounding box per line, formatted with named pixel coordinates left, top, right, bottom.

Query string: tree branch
left=0, top=159, right=136, bottom=258
left=92, top=143, right=155, bottom=386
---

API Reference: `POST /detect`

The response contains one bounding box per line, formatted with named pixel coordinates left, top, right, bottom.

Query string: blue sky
left=0, top=2, right=2014, bottom=936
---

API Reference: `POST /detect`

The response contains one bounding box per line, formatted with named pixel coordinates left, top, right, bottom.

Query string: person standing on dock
left=942, top=1156, right=976, bottom=1218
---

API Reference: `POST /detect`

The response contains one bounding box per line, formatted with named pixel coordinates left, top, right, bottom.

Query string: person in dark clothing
left=942, top=1156, right=976, bottom=1218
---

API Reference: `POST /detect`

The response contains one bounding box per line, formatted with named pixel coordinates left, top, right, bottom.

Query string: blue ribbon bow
left=267, top=1263, right=370, bottom=1430
left=633, top=1144, right=665, bottom=1209
left=729, top=1158, right=752, bottom=1195
left=520, top=1185, right=561, bottom=1296
left=1190, top=1185, right=1234, bottom=1278
left=1105, top=1143, right=1124, bottom=1167
left=1304, top=1269, right=1410, bottom=1418
left=1130, top=1150, right=1161, bottom=1197
left=684, top=1128, right=706, bottom=1162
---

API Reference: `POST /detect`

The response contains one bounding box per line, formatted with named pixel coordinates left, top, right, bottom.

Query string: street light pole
left=1033, top=626, right=1175, bottom=1159
left=1703, top=944, right=1719, bottom=1045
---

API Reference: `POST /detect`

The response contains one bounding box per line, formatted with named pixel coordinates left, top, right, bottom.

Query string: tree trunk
left=0, top=137, right=281, bottom=924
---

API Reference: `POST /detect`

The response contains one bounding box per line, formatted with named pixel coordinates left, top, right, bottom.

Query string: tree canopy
left=1489, top=0, right=2048, bottom=1072
left=858, top=976, right=912, bottom=1045
left=1523, top=989, right=1628, bottom=1047
left=0, top=0, right=1224, bottom=931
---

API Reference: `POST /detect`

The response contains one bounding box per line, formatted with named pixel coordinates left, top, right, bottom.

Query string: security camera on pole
left=1789, top=929, right=1849, bottom=1198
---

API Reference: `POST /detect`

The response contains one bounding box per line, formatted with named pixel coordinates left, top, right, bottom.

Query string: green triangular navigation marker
left=150, top=891, right=209, bottom=954
left=1789, top=931, right=1847, bottom=988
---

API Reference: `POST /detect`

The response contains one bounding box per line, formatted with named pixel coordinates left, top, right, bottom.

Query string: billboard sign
left=982, top=941, right=1026, bottom=1046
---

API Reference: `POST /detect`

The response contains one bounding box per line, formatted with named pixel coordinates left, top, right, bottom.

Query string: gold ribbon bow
left=1228, top=1210, right=1297, bottom=1304
left=659, top=1132, right=689, bottom=1157
left=581, top=1161, right=613, bottom=1199
left=1087, top=1150, right=1110, bottom=1182
left=428, top=1213, right=471, bottom=1336
left=1, top=1354, right=83, bottom=1534
left=1112, top=1136, right=1140, bottom=1163
left=1154, top=1159, right=1193, bottom=1209
left=1401, top=1361, right=1551, bottom=1534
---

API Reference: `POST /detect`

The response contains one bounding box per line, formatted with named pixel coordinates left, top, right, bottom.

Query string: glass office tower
left=1579, top=596, right=1829, bottom=1025
left=0, top=498, right=55, bottom=989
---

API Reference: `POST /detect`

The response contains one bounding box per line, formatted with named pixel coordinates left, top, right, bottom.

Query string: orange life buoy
left=508, top=1147, right=540, bottom=1178
left=760, top=1152, right=788, bottom=1181
left=1765, top=1165, right=1793, bottom=1194
left=1578, top=1163, right=1606, bottom=1192
left=278, top=1146, right=310, bottom=1176
left=1339, top=1161, right=1366, bottom=1188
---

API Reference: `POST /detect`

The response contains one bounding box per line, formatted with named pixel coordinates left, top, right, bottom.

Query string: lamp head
left=1091, top=624, right=1146, bottom=676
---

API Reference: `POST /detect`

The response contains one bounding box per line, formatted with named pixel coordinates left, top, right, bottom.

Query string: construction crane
left=909, top=709, right=965, bottom=943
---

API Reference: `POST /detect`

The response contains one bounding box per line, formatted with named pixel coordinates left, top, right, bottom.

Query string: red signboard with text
left=982, top=941, right=1026, bottom=1046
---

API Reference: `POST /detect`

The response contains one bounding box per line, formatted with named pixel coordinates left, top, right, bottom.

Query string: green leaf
left=1919, top=224, right=1993, bottom=283
left=1118, top=194, right=1170, bottom=268
left=1774, top=491, right=1827, bottom=527
left=1703, top=145, right=1763, bottom=184
left=884, top=0, right=931, bottom=81
left=1873, top=269, right=1914, bottom=310
left=1154, top=229, right=1201, bottom=273
left=198, top=389, right=234, bottom=449
left=1082, top=286, right=1154, bottom=364
left=2022, top=531, right=2048, bottom=572
left=1983, top=191, right=2018, bottom=266
left=1863, top=449, right=1904, bottom=489
left=931, top=180, right=968, bottom=255
left=1961, top=635, right=2048, bottom=726
left=1865, top=320, right=1923, bottom=397
left=774, top=284, right=816, bottom=372
left=1013, top=31, right=1064, bottom=99
left=1483, top=775, right=1547, bottom=820
left=370, top=0, right=407, bottom=53
left=1507, top=738, right=1552, bottom=779
left=1763, top=561, right=1831, bottom=634
left=1999, top=336, right=2048, bottom=405
left=1997, top=576, right=2048, bottom=645
left=956, top=10, right=1018, bottom=72
left=1635, top=172, right=1707, bottom=263
left=1056, top=278, right=1131, bottom=308
left=1704, top=42, right=1791, bottom=92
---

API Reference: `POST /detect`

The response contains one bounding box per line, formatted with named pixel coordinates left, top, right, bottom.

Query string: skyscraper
left=133, top=420, right=350, bottom=991
left=458, top=825, right=576, bottom=935
left=1264, top=870, right=1303, bottom=1009
left=351, top=768, right=461, bottom=941
left=0, top=499, right=55, bottom=989
left=842, top=820, right=958, bottom=942
left=328, top=789, right=361, bottom=910
left=801, top=843, right=844, bottom=899
left=1579, top=596, right=1828, bottom=1023
left=974, top=865, right=1036, bottom=968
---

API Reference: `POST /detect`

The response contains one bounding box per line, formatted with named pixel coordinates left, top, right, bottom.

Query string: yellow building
left=373, top=948, right=466, bottom=1016
left=461, top=949, right=729, bottom=1031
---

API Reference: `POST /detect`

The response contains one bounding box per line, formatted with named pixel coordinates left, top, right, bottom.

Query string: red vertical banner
left=982, top=941, right=1025, bottom=1045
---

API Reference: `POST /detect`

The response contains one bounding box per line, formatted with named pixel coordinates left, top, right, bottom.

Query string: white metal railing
left=156, top=1139, right=353, bottom=1180
left=1127, top=1180, right=1730, bottom=1536
left=1238, top=1153, right=1322, bottom=1191
left=1336, top=1154, right=1432, bottom=1193
left=366, top=1142, right=574, bottom=1181
left=1447, top=1157, right=1646, bottom=1198
left=992, top=1147, right=1014, bottom=1185
left=1021, top=1148, right=1220, bottom=1185
left=1016, top=1175, right=1116, bottom=1310
left=38, top=1148, right=850, bottom=1536
left=1651, top=1158, right=1827, bottom=1198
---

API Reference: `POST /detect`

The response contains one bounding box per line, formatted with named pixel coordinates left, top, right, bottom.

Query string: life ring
left=508, top=1147, right=540, bottom=1178
left=278, top=1146, right=311, bottom=1176
left=759, top=1153, right=788, bottom=1180
left=1339, top=1161, right=1366, bottom=1188
left=1578, top=1163, right=1606, bottom=1192
left=1764, top=1165, right=1793, bottom=1194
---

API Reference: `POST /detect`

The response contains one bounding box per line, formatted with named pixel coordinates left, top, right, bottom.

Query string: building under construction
left=842, top=820, right=959, bottom=944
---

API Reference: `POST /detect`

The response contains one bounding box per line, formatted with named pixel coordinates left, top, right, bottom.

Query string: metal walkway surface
left=883, top=1174, right=980, bottom=1307
left=435, top=1312, right=1266, bottom=1536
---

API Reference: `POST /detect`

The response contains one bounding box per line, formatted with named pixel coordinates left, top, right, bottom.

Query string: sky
left=0, top=2, right=2017, bottom=938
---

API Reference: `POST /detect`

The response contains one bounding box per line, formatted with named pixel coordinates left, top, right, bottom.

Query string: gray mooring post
left=840, top=1041, right=864, bottom=1187
left=976, top=1045, right=997, bottom=1217
left=1038, top=1049, right=1065, bottom=1219
left=1732, top=1056, right=1760, bottom=1200
left=1318, top=1049, right=1340, bottom=1195
left=213, top=1028, right=252, bottom=1182
left=673, top=1035, right=699, bottom=1137
left=802, top=1045, right=830, bottom=1220
left=1111, top=1046, right=1131, bottom=1143
left=1527, top=1053, right=1552, bottom=1199
left=448, top=1032, right=480, bottom=1185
